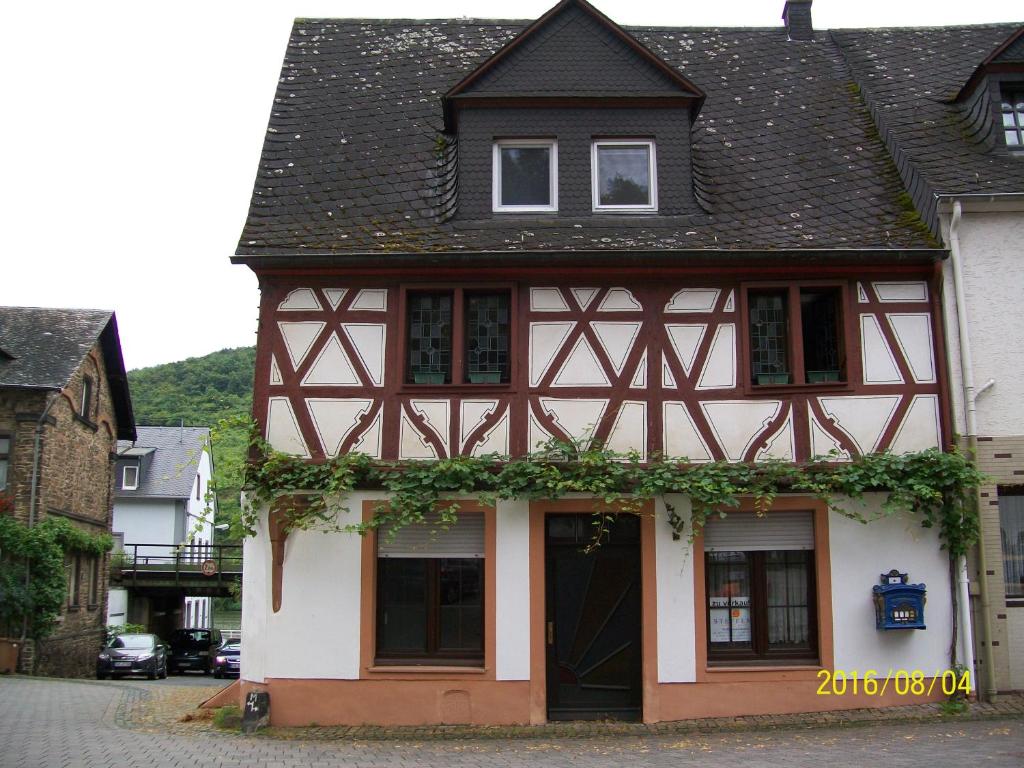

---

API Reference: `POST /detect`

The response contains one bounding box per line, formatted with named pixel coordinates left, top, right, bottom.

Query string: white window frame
left=492, top=139, right=558, bottom=213
left=122, top=464, right=139, bottom=491
left=591, top=139, right=658, bottom=213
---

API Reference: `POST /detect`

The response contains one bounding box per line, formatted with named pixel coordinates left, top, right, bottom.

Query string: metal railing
left=112, top=543, right=243, bottom=589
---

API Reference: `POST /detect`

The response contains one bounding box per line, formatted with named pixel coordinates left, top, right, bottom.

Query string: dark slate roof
left=833, top=23, right=1023, bottom=211
left=235, top=17, right=943, bottom=258
left=116, top=426, right=210, bottom=499
left=0, top=306, right=136, bottom=440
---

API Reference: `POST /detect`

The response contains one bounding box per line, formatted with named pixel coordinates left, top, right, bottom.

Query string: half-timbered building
left=234, top=0, right=987, bottom=725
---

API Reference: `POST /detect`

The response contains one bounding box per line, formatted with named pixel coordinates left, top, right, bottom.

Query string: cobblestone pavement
left=1, top=676, right=1022, bottom=768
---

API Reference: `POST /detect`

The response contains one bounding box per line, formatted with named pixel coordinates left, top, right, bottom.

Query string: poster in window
left=710, top=608, right=731, bottom=642
left=730, top=606, right=751, bottom=642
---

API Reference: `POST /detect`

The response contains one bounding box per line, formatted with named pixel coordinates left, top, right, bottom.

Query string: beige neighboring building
left=834, top=25, right=1024, bottom=693
left=0, top=306, right=135, bottom=676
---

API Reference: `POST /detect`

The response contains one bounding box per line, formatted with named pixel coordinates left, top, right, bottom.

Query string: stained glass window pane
left=407, top=293, right=452, bottom=384
left=465, top=293, right=510, bottom=383
left=500, top=146, right=551, bottom=206
left=596, top=145, right=651, bottom=206
left=749, top=291, right=789, bottom=384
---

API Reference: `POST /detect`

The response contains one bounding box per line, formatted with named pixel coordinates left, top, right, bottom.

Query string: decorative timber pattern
left=256, top=281, right=947, bottom=463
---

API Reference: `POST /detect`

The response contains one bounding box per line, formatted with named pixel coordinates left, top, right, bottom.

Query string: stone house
left=231, top=0, right=1018, bottom=725
left=0, top=306, right=135, bottom=676
left=834, top=23, right=1024, bottom=696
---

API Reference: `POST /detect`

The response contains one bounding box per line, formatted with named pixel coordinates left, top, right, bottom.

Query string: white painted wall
left=112, top=498, right=178, bottom=559
left=940, top=210, right=1024, bottom=438
left=829, top=494, right=953, bottom=674
left=241, top=497, right=269, bottom=684
left=495, top=499, right=531, bottom=680
left=185, top=447, right=214, bottom=551
left=655, top=494, right=696, bottom=682
left=106, top=587, right=128, bottom=626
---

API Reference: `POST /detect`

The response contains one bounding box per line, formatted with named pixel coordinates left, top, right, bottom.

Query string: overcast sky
left=2, top=1, right=1020, bottom=370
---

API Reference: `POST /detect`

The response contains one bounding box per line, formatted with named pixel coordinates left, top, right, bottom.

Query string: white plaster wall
left=829, top=495, right=953, bottom=674
left=112, top=498, right=178, bottom=559
left=655, top=494, right=696, bottom=683
left=185, top=448, right=214, bottom=547
left=939, top=211, right=1024, bottom=438
left=262, top=493, right=368, bottom=680
left=495, top=499, right=531, bottom=680
left=241, top=499, right=269, bottom=684
left=106, top=587, right=128, bottom=626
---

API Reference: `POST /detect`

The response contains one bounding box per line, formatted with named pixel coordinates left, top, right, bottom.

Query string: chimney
left=782, top=0, right=813, bottom=41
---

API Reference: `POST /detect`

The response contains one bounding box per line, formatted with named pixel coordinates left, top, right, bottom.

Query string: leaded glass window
left=749, top=291, right=789, bottom=384
left=465, top=293, right=510, bottom=384
left=1002, top=87, right=1024, bottom=149
left=407, top=292, right=452, bottom=384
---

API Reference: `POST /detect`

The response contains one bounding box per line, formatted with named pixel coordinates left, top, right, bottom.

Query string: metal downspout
left=948, top=199, right=997, bottom=700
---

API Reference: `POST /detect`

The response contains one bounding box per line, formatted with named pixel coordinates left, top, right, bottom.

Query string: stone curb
left=250, top=696, right=1024, bottom=742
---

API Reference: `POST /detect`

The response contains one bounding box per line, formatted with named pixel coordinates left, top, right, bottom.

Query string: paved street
left=0, top=676, right=1022, bottom=768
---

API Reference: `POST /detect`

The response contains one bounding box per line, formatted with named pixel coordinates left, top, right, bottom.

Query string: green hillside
left=127, top=346, right=256, bottom=542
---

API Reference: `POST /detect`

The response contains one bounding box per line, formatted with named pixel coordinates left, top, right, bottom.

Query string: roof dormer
left=442, top=0, right=704, bottom=132
left=951, top=26, right=1024, bottom=152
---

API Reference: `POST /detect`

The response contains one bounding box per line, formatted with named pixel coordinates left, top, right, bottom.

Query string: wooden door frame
left=528, top=499, right=659, bottom=724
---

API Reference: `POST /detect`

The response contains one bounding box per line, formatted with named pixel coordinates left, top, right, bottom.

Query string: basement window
left=492, top=139, right=558, bottom=212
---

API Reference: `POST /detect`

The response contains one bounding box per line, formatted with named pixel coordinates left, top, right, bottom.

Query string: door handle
left=547, top=621, right=554, bottom=645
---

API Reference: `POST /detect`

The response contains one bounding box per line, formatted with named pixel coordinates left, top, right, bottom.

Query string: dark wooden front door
left=545, top=514, right=642, bottom=721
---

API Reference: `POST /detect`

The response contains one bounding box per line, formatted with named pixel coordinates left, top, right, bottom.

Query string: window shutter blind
left=378, top=512, right=485, bottom=558
left=702, top=511, right=814, bottom=551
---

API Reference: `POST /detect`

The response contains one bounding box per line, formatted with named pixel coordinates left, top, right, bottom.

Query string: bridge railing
left=112, top=543, right=243, bottom=588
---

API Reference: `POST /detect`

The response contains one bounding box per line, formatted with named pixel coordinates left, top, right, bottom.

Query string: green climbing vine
left=240, top=428, right=984, bottom=558
left=0, top=511, right=113, bottom=639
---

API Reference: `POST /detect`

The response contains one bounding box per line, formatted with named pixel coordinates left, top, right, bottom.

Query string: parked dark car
left=167, top=628, right=223, bottom=674
left=212, top=640, right=240, bottom=678
left=97, top=633, right=167, bottom=680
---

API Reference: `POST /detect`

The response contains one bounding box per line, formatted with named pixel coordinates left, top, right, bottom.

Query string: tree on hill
left=127, top=346, right=255, bottom=542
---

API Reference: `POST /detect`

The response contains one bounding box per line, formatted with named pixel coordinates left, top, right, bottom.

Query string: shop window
left=405, top=288, right=511, bottom=385
left=746, top=285, right=845, bottom=386
left=999, top=490, right=1024, bottom=599
left=376, top=512, right=484, bottom=664
left=704, top=511, right=818, bottom=663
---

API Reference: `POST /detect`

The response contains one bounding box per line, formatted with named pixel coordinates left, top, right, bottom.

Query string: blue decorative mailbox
left=872, top=569, right=926, bottom=630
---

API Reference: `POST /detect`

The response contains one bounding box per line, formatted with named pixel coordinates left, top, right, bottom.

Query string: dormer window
left=122, top=464, right=139, bottom=490
left=492, top=139, right=558, bottom=212
left=592, top=140, right=657, bottom=212
left=1001, top=86, right=1024, bottom=149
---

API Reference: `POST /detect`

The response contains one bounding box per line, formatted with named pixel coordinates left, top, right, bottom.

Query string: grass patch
left=213, top=705, right=243, bottom=730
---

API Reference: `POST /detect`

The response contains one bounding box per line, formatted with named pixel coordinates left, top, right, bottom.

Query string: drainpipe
left=20, top=391, right=59, bottom=644
left=947, top=199, right=996, bottom=700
